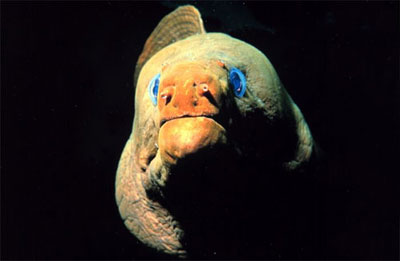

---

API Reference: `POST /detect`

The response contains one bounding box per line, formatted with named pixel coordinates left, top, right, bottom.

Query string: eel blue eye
left=148, top=73, right=160, bottom=105
left=229, top=67, right=246, bottom=98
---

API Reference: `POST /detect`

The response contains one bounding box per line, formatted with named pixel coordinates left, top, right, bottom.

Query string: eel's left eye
left=148, top=73, right=160, bottom=106
left=229, top=67, right=246, bottom=98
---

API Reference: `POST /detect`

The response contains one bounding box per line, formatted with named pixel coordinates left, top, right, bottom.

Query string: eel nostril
left=160, top=92, right=172, bottom=106
left=198, top=83, right=209, bottom=95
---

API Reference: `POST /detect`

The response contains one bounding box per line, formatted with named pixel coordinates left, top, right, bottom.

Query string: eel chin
left=158, top=117, right=227, bottom=166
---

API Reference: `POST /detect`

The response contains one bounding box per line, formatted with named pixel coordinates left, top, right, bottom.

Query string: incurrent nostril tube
left=198, top=83, right=209, bottom=96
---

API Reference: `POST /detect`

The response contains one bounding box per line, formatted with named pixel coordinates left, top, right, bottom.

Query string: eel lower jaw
left=145, top=116, right=227, bottom=191
left=158, top=116, right=227, bottom=166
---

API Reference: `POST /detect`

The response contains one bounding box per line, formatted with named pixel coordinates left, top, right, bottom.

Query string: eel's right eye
left=148, top=73, right=160, bottom=106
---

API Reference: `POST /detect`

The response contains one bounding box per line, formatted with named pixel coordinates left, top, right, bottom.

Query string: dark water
left=2, top=1, right=399, bottom=259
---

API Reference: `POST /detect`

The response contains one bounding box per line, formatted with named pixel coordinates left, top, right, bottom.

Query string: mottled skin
left=116, top=30, right=314, bottom=258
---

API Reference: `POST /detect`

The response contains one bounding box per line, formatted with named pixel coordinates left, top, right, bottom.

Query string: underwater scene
left=2, top=1, right=399, bottom=260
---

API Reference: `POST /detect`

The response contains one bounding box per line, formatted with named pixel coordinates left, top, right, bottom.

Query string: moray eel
left=116, top=5, right=315, bottom=258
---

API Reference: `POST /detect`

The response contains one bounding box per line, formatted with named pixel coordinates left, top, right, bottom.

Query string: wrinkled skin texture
left=157, top=62, right=228, bottom=166
left=116, top=31, right=314, bottom=258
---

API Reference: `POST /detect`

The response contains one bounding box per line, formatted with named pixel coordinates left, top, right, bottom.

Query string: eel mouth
left=158, top=115, right=227, bottom=165
left=159, top=113, right=219, bottom=128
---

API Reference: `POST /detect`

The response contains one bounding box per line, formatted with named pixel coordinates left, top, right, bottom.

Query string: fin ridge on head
left=134, top=5, right=206, bottom=85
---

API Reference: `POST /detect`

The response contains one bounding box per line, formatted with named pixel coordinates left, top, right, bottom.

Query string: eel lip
left=160, top=113, right=218, bottom=128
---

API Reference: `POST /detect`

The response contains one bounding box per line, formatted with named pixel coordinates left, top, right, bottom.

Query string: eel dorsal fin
left=134, top=5, right=206, bottom=85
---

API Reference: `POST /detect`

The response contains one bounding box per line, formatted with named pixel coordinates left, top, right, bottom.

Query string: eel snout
left=156, top=61, right=229, bottom=166
left=157, top=61, right=228, bottom=127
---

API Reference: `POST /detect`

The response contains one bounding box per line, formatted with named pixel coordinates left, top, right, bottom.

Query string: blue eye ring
left=148, top=73, right=160, bottom=106
left=229, top=67, right=246, bottom=98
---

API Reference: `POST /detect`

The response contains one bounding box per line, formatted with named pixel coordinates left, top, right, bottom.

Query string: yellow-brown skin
left=115, top=33, right=314, bottom=258
left=158, top=61, right=228, bottom=165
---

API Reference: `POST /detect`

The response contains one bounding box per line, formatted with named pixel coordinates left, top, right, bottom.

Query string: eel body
left=116, top=5, right=315, bottom=258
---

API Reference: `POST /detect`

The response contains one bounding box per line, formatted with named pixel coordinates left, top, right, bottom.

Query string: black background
left=2, top=1, right=399, bottom=259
